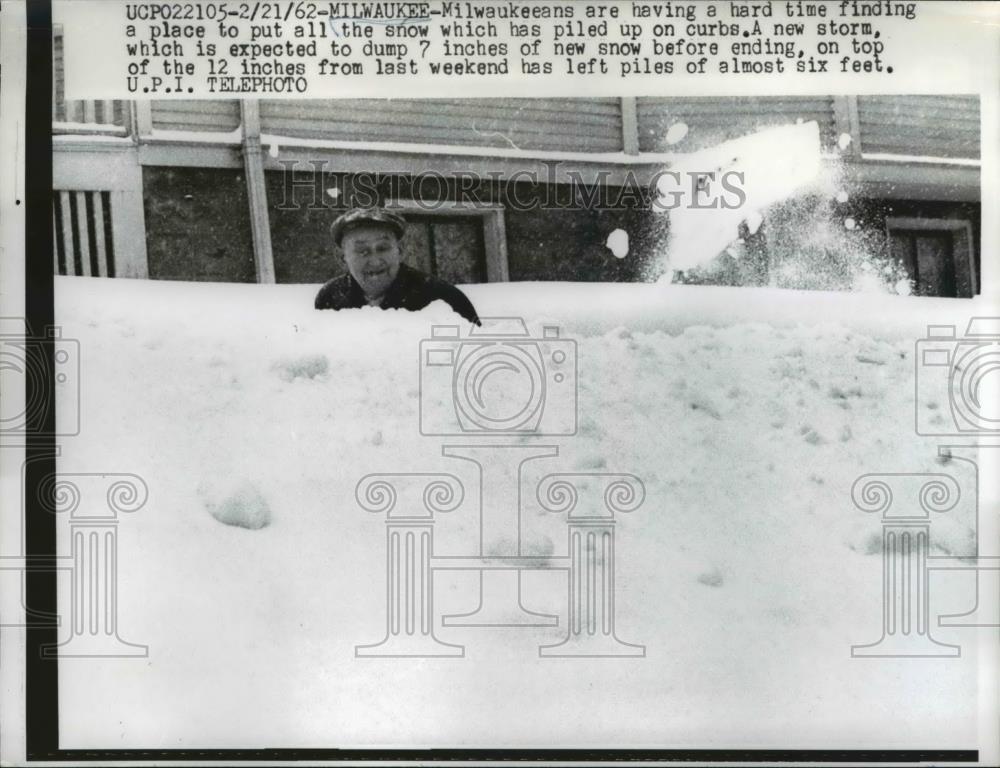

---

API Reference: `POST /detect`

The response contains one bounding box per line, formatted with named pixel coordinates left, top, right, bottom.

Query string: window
left=401, top=215, right=487, bottom=285
left=388, top=201, right=509, bottom=285
left=886, top=217, right=977, bottom=298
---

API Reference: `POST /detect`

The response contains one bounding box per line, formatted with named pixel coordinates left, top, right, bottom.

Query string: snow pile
left=53, top=276, right=986, bottom=750
left=201, top=479, right=272, bottom=530
left=272, top=354, right=329, bottom=382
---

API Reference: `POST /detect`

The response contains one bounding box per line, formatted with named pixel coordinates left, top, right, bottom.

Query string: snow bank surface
left=54, top=276, right=990, bottom=749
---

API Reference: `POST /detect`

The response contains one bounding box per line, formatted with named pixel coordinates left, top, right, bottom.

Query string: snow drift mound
left=53, top=276, right=987, bottom=750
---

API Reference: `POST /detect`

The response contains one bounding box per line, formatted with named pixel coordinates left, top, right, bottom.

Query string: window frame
left=385, top=198, right=510, bottom=284
left=885, top=216, right=978, bottom=297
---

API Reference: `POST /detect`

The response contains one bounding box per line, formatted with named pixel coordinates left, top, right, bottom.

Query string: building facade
left=53, top=30, right=981, bottom=298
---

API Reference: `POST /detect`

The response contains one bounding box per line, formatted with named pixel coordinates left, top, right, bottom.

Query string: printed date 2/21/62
left=125, top=2, right=427, bottom=24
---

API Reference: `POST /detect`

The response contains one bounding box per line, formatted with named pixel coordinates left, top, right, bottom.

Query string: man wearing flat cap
left=315, top=207, right=481, bottom=325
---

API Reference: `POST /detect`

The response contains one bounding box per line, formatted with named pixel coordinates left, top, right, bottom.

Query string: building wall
left=757, top=194, right=981, bottom=296
left=143, top=167, right=256, bottom=282
left=265, top=170, right=663, bottom=284
left=53, top=91, right=982, bottom=295
left=637, top=95, right=839, bottom=152
left=854, top=198, right=981, bottom=296
left=258, top=98, right=624, bottom=153
left=137, top=95, right=982, bottom=159
left=856, top=96, right=980, bottom=159
left=137, top=161, right=980, bottom=294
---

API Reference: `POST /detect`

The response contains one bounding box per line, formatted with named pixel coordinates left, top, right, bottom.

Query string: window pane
left=399, top=220, right=433, bottom=275
left=431, top=219, right=486, bottom=285
left=915, top=233, right=955, bottom=297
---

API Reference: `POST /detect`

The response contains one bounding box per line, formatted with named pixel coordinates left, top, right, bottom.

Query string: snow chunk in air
left=665, top=121, right=689, bottom=146
left=606, top=229, right=630, bottom=259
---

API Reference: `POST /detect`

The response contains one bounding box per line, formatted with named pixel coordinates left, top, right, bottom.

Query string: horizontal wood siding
left=259, top=98, right=623, bottom=152
left=857, top=95, right=980, bottom=159
left=150, top=100, right=241, bottom=133
left=142, top=97, right=980, bottom=162
left=637, top=96, right=837, bottom=152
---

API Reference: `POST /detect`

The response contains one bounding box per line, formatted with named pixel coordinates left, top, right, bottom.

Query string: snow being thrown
left=657, top=120, right=912, bottom=294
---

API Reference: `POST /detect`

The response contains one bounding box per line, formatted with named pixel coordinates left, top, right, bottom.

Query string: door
left=890, top=229, right=957, bottom=298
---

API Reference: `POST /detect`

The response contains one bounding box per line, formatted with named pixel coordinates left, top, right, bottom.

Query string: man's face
left=340, top=224, right=403, bottom=301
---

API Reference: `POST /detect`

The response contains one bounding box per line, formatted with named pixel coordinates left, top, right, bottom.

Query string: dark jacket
left=314, top=263, right=481, bottom=325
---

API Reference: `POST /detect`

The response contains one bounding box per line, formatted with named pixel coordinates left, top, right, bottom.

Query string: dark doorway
left=890, top=229, right=958, bottom=297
